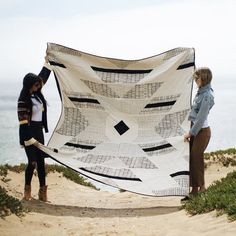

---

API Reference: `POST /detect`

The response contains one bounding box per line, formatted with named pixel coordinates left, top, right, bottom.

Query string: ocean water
left=0, top=78, right=61, bottom=165
left=0, top=76, right=235, bottom=166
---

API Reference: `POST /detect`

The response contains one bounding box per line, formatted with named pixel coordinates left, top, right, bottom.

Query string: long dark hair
left=18, top=73, right=47, bottom=113
left=35, top=85, right=47, bottom=110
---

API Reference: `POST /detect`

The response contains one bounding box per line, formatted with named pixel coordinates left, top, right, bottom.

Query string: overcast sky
left=0, top=0, right=236, bottom=83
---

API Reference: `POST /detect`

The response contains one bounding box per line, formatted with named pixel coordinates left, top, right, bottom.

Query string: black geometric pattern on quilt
left=123, top=82, right=163, bottom=99
left=91, top=66, right=152, bottom=83
left=80, top=166, right=141, bottom=181
left=119, top=156, right=157, bottom=169
left=155, top=109, right=189, bottom=138
left=114, top=120, right=130, bottom=135
left=56, top=107, right=89, bottom=136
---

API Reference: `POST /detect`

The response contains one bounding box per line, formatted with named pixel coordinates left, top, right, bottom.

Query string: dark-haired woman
left=17, top=59, right=52, bottom=201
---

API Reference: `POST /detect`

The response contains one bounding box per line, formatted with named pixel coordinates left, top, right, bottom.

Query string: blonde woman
left=183, top=67, right=215, bottom=199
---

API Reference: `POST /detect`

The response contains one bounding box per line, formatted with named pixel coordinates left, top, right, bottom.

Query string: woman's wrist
left=43, top=62, right=53, bottom=71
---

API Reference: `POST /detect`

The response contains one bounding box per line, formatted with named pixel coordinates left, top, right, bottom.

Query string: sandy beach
left=1, top=162, right=236, bottom=236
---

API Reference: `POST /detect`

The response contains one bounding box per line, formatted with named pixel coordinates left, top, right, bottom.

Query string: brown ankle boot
left=23, top=185, right=32, bottom=200
left=38, top=185, right=47, bottom=202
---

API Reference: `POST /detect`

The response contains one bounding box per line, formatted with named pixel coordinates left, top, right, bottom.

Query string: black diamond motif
left=114, top=120, right=130, bottom=135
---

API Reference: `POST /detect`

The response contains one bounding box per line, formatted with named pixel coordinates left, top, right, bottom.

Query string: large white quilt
left=39, top=43, right=195, bottom=196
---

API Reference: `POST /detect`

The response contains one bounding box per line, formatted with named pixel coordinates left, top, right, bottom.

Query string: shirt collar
left=197, top=84, right=212, bottom=94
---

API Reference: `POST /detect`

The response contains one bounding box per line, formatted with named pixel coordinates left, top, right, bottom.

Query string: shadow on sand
left=22, top=200, right=181, bottom=218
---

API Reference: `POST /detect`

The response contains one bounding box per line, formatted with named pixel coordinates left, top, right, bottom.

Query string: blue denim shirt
left=188, top=84, right=214, bottom=136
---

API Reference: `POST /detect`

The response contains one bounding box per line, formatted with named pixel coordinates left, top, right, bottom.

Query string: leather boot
left=23, top=185, right=32, bottom=200
left=38, top=185, right=47, bottom=202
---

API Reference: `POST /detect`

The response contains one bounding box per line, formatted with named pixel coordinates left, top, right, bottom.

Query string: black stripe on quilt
left=68, top=97, right=100, bottom=104
left=49, top=61, right=66, bottom=68
left=91, top=66, right=152, bottom=74
left=177, top=62, right=194, bottom=70
left=143, top=143, right=173, bottom=152
left=65, top=142, right=96, bottom=150
left=170, top=171, right=190, bottom=177
left=80, top=168, right=142, bottom=181
left=144, top=101, right=176, bottom=108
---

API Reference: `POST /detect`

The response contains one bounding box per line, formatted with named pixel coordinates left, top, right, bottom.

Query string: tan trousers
left=190, top=127, right=211, bottom=187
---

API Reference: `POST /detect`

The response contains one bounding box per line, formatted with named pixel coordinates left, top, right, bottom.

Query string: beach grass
left=182, top=148, right=236, bottom=221
left=0, top=163, right=98, bottom=190
left=0, top=186, right=25, bottom=218
left=204, top=148, right=236, bottom=167
left=182, top=170, right=236, bottom=221
left=0, top=164, right=25, bottom=218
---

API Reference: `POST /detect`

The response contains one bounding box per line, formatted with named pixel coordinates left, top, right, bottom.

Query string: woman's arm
left=189, top=94, right=211, bottom=136
left=17, top=100, right=36, bottom=146
left=38, top=62, right=52, bottom=85
left=38, top=55, right=53, bottom=85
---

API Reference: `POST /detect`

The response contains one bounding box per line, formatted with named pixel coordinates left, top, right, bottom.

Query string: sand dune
left=0, top=163, right=236, bottom=236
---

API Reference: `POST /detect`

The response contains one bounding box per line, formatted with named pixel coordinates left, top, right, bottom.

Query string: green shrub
left=204, top=148, right=236, bottom=167
left=0, top=165, right=10, bottom=182
left=0, top=186, right=24, bottom=218
left=0, top=165, right=8, bottom=178
left=45, top=164, right=98, bottom=190
left=182, top=171, right=236, bottom=221
left=0, top=163, right=98, bottom=190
